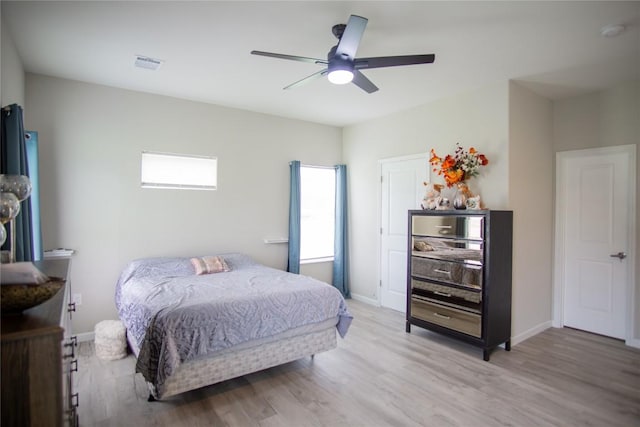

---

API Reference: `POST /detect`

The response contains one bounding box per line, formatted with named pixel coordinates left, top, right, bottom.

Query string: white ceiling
left=3, top=1, right=639, bottom=127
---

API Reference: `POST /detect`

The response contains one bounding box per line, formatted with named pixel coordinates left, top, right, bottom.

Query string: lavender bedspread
left=115, top=253, right=352, bottom=389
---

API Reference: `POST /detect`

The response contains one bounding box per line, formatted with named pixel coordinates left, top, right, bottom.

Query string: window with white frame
left=300, top=165, right=335, bottom=262
left=141, top=151, right=217, bottom=190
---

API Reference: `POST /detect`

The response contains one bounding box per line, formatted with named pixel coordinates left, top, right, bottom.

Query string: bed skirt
left=131, top=326, right=337, bottom=400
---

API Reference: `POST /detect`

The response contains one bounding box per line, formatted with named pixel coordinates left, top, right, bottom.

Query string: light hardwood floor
left=76, top=300, right=640, bottom=426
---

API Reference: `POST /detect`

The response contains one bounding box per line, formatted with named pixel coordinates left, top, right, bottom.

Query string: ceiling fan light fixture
left=328, top=69, right=354, bottom=85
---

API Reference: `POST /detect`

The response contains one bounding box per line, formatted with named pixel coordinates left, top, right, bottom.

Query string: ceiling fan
left=251, top=15, right=435, bottom=93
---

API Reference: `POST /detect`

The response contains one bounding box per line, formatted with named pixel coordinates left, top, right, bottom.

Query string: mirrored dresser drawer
left=411, top=256, right=483, bottom=289
left=411, top=295, right=481, bottom=338
left=411, top=278, right=481, bottom=304
left=411, top=214, right=484, bottom=239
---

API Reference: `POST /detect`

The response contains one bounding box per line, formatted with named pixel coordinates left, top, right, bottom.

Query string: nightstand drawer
left=411, top=215, right=483, bottom=239
left=411, top=256, right=482, bottom=289
left=411, top=296, right=481, bottom=338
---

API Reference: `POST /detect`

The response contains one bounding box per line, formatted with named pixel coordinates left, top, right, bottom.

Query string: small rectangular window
left=300, top=166, right=335, bottom=262
left=141, top=151, right=217, bottom=190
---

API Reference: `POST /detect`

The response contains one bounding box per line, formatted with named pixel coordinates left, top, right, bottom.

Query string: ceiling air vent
left=134, top=55, right=163, bottom=70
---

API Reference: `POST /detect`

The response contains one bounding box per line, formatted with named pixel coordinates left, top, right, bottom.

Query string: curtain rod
left=299, top=163, right=337, bottom=170
left=289, top=161, right=341, bottom=169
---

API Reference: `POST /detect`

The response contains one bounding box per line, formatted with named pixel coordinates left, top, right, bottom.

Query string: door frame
left=377, top=153, right=428, bottom=307
left=553, top=144, right=637, bottom=347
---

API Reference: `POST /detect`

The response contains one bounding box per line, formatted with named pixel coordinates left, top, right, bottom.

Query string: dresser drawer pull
left=68, top=302, right=76, bottom=313
left=433, top=269, right=451, bottom=275
left=433, top=312, right=451, bottom=320
left=70, top=359, right=79, bottom=373
left=63, top=346, right=75, bottom=359
left=435, top=225, right=452, bottom=234
left=433, top=290, right=452, bottom=297
left=64, top=339, right=76, bottom=359
left=71, top=393, right=79, bottom=409
left=66, top=407, right=79, bottom=427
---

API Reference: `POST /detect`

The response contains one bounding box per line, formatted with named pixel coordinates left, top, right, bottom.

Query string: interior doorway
left=554, top=145, right=636, bottom=342
left=378, top=154, right=428, bottom=312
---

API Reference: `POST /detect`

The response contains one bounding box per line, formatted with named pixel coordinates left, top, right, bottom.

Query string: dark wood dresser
left=1, top=258, right=78, bottom=426
left=406, top=210, right=513, bottom=361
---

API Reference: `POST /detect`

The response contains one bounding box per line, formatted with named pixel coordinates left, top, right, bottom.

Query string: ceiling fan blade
left=251, top=50, right=327, bottom=65
left=335, top=15, right=368, bottom=59
left=355, top=54, right=435, bottom=69
left=351, top=70, right=378, bottom=93
left=283, top=69, right=329, bottom=90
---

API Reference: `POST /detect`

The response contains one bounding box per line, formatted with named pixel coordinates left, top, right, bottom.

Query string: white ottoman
left=95, top=320, right=127, bottom=361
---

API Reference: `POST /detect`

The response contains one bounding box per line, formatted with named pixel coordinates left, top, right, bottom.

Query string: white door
left=379, top=156, right=428, bottom=312
left=558, top=146, right=635, bottom=339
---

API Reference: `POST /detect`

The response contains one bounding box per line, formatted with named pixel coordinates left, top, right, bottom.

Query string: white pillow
left=190, top=256, right=230, bottom=275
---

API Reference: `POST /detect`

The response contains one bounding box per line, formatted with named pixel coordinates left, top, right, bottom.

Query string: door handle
left=610, top=252, right=627, bottom=261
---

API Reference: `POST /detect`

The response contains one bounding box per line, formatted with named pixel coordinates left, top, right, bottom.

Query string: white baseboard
left=350, top=293, right=379, bottom=306
left=510, top=320, right=553, bottom=347
left=74, top=331, right=95, bottom=342
left=625, top=337, right=640, bottom=349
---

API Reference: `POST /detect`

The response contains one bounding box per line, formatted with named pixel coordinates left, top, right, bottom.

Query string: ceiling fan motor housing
left=329, top=55, right=354, bottom=73
left=328, top=45, right=353, bottom=64
left=332, top=24, right=347, bottom=39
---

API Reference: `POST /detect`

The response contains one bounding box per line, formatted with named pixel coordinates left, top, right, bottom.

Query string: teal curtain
left=1, top=104, right=35, bottom=262
left=287, top=160, right=301, bottom=274
left=332, top=164, right=350, bottom=297
left=25, top=131, right=43, bottom=261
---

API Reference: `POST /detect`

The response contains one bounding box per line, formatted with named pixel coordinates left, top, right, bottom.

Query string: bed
left=115, top=253, right=352, bottom=400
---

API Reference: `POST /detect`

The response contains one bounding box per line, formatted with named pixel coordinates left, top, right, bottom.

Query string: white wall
left=343, top=82, right=510, bottom=302
left=508, top=82, right=554, bottom=343
left=553, top=80, right=640, bottom=340
left=553, top=81, right=640, bottom=151
left=25, top=74, right=342, bottom=334
left=1, top=15, right=25, bottom=107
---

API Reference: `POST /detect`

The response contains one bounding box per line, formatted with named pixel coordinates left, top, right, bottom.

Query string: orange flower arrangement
left=430, top=143, right=489, bottom=187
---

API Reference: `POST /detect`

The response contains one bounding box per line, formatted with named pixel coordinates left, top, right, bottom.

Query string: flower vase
left=453, top=182, right=472, bottom=210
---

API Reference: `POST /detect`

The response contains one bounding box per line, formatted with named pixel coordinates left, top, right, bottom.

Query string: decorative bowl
left=1, top=278, right=65, bottom=314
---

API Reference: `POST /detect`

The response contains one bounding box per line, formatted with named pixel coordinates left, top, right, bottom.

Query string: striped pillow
left=190, top=256, right=230, bottom=275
